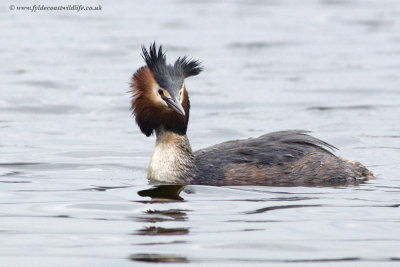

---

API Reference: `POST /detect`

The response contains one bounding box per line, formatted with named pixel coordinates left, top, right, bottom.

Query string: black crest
left=141, top=43, right=202, bottom=87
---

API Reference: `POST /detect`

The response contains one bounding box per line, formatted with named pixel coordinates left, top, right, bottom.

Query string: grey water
left=1, top=0, right=400, bottom=266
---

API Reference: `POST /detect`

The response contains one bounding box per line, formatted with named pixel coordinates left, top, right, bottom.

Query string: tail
left=345, top=159, right=375, bottom=180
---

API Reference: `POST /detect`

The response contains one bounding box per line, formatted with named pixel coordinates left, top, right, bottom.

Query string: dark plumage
left=193, top=130, right=372, bottom=185
left=141, top=43, right=202, bottom=91
left=130, top=43, right=374, bottom=186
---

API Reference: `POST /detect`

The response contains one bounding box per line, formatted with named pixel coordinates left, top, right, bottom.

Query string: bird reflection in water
left=131, top=185, right=189, bottom=263
left=137, top=184, right=185, bottom=201
left=129, top=253, right=189, bottom=263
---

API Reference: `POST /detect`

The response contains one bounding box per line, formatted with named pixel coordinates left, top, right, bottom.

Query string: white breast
left=148, top=141, right=182, bottom=183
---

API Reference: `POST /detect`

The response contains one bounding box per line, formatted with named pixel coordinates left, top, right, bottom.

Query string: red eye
left=158, top=89, right=164, bottom=96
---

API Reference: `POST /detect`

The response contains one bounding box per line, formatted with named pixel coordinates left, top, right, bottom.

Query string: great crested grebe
left=130, top=43, right=374, bottom=186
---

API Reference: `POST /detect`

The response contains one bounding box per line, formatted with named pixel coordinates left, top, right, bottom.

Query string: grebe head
left=131, top=43, right=202, bottom=136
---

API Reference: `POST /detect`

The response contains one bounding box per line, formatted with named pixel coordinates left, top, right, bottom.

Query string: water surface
left=1, top=0, right=400, bottom=266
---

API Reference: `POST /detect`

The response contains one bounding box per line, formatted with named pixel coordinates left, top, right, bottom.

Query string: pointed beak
left=162, top=96, right=186, bottom=116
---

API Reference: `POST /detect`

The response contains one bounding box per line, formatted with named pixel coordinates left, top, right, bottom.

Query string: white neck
left=147, top=127, right=195, bottom=184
